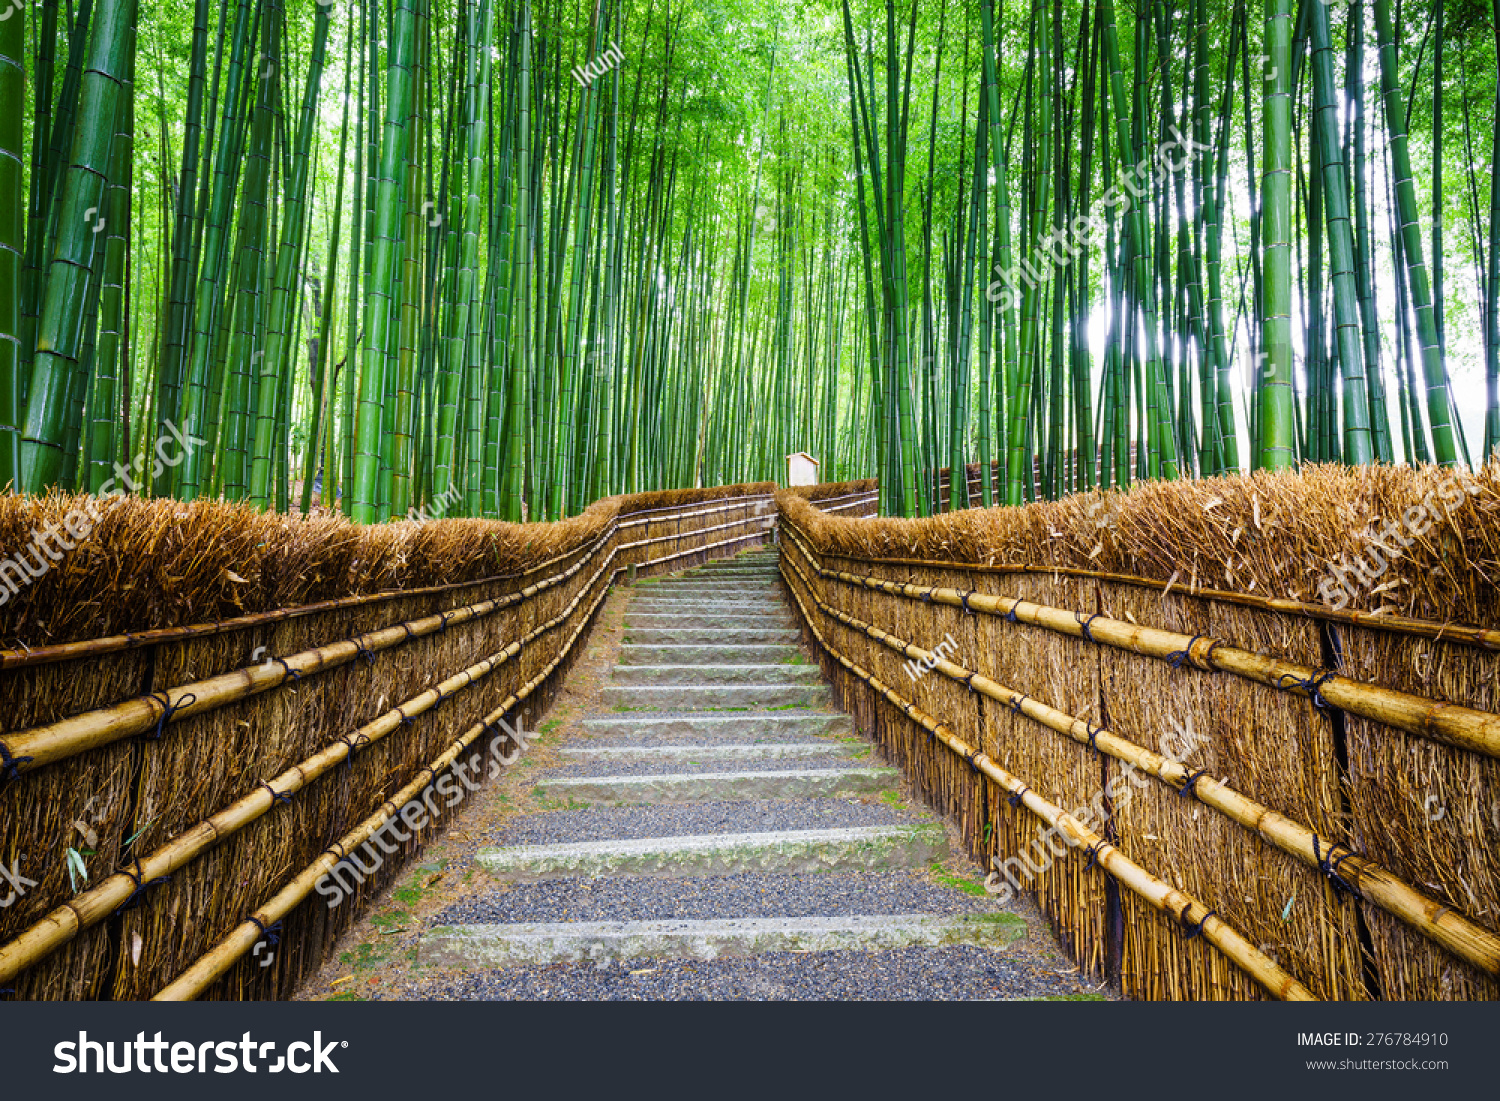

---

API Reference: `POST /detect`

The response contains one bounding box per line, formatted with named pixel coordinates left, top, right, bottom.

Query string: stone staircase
left=410, top=547, right=1085, bottom=998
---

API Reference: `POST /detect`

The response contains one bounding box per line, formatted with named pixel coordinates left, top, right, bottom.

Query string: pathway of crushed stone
left=295, top=547, right=1111, bottom=1002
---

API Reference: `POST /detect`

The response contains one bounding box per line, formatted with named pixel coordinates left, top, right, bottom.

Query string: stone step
left=599, top=683, right=831, bottom=710
left=474, top=823, right=948, bottom=882
left=579, top=712, right=854, bottom=739
left=632, top=584, right=780, bottom=596
left=624, top=613, right=796, bottom=631
left=622, top=627, right=801, bottom=645
left=672, top=573, right=780, bottom=583
left=418, top=913, right=1026, bottom=967
left=609, top=664, right=822, bottom=688
left=559, top=743, right=864, bottom=763
left=617, top=644, right=802, bottom=665
left=627, top=601, right=787, bottom=617
left=534, top=766, right=898, bottom=805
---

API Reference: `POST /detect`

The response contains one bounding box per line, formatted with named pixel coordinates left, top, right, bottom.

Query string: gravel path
left=488, top=798, right=928, bottom=846
left=433, top=870, right=1008, bottom=925
left=400, top=945, right=1102, bottom=1002
left=545, top=754, right=869, bottom=778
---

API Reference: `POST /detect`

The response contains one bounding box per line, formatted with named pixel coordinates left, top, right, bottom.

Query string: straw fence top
left=786, top=464, right=1499, bottom=633
left=0, top=484, right=776, bottom=652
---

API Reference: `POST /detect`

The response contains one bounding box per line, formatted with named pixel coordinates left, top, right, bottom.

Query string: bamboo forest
left=1, top=0, right=1497, bottom=522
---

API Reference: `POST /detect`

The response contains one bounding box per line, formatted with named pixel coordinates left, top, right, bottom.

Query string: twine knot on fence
left=1276, top=670, right=1337, bottom=711
left=0, top=740, right=33, bottom=783
left=273, top=658, right=301, bottom=684
left=339, top=734, right=370, bottom=769
left=117, top=859, right=170, bottom=913
left=1083, top=840, right=1108, bottom=871
left=1177, top=769, right=1209, bottom=800
left=1311, top=835, right=1362, bottom=899
left=247, top=917, right=282, bottom=947
left=142, top=692, right=197, bottom=742
left=1075, top=613, right=1102, bottom=643
left=260, top=781, right=293, bottom=806
left=1166, top=634, right=1207, bottom=669
left=1007, top=785, right=1030, bottom=809
left=1181, top=909, right=1216, bottom=940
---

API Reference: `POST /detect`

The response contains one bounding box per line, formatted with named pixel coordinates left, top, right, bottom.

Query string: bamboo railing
left=0, top=485, right=775, bottom=1000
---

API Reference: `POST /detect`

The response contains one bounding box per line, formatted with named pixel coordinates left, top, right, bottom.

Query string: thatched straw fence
left=779, top=464, right=1500, bottom=1001
left=0, top=483, right=775, bottom=1000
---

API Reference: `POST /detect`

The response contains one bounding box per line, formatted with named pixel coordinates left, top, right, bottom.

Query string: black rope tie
left=323, top=843, right=346, bottom=861
left=437, top=612, right=452, bottom=634
left=142, top=692, right=197, bottom=742
left=1166, top=634, right=1206, bottom=670
left=1182, top=908, right=1216, bottom=940
left=431, top=689, right=448, bottom=711
left=260, top=781, right=293, bottom=807
left=1007, top=694, right=1027, bottom=716
left=1312, top=835, right=1362, bottom=899
left=960, top=590, right=978, bottom=616
left=1076, top=613, right=1102, bottom=644
left=962, top=671, right=979, bottom=693
left=1007, top=785, right=1030, bottom=809
left=350, top=635, right=377, bottom=666
left=1177, top=768, right=1209, bottom=800
left=1086, top=723, right=1104, bottom=759
left=340, top=734, right=369, bottom=769
left=0, top=740, right=33, bottom=784
left=965, top=750, right=984, bottom=774
left=1083, top=840, right=1108, bottom=871
left=397, top=707, right=416, bottom=727
left=1004, top=604, right=1020, bottom=624
left=247, top=916, right=283, bottom=947
left=117, top=859, right=170, bottom=913
left=401, top=623, right=416, bottom=643
left=273, top=658, right=301, bottom=684
left=920, top=590, right=933, bottom=604
left=1277, top=670, right=1337, bottom=712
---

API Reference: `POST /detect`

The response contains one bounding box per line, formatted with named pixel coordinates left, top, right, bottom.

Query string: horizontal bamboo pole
left=153, top=560, right=623, bottom=1000
left=776, top=554, right=1316, bottom=1001
left=787, top=517, right=1500, bottom=651
left=782, top=523, right=1500, bottom=762
left=0, top=523, right=618, bottom=775
left=780, top=538, right=1500, bottom=978
left=616, top=497, right=773, bottom=530
left=0, top=512, right=765, bottom=776
left=0, top=550, right=622, bottom=985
